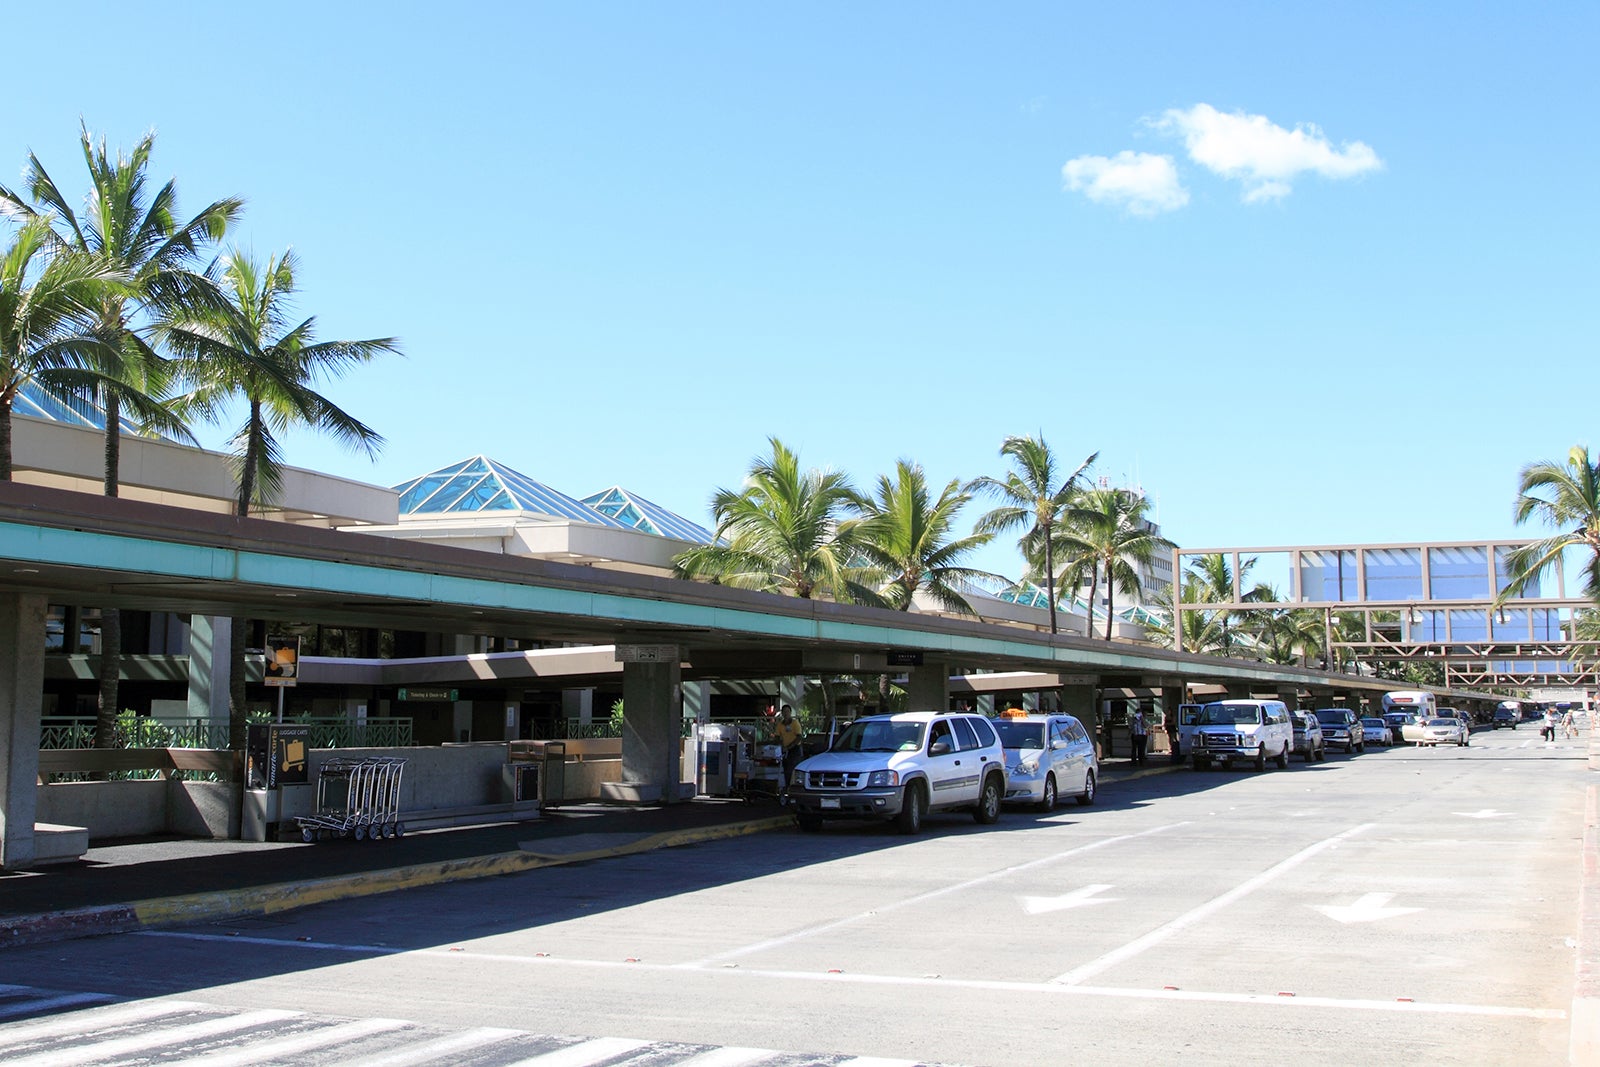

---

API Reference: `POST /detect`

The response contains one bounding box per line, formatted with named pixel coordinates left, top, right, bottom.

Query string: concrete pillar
left=681, top=680, right=710, bottom=725
left=905, top=660, right=949, bottom=711
left=1276, top=687, right=1300, bottom=711
left=562, top=688, right=594, bottom=727
left=608, top=659, right=684, bottom=804
left=452, top=701, right=472, bottom=743
left=1022, top=691, right=1040, bottom=712
left=1059, top=683, right=1096, bottom=721
left=1225, top=683, right=1253, bottom=700
left=778, top=676, right=804, bottom=712
left=976, top=693, right=995, bottom=716
left=1, top=593, right=47, bottom=870
left=185, top=615, right=231, bottom=723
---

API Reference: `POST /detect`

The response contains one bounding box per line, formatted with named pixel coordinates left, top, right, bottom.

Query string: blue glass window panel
left=397, top=472, right=464, bottom=513
left=1427, top=546, right=1491, bottom=599
left=1364, top=548, right=1424, bottom=602
left=1297, top=550, right=1358, bottom=601
left=1446, top=609, right=1490, bottom=642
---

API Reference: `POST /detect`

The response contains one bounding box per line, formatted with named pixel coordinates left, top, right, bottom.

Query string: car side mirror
left=930, top=741, right=952, bottom=756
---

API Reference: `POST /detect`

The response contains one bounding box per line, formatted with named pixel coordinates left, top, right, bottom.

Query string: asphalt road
left=0, top=727, right=1587, bottom=1066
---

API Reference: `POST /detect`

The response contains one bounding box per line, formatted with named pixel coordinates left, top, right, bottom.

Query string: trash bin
left=508, top=741, right=566, bottom=808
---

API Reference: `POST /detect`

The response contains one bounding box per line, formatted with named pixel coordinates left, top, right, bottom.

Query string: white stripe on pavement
left=336, top=1026, right=526, bottom=1067
left=0, top=992, right=115, bottom=1020
left=673, top=1047, right=781, bottom=1067
left=1052, top=823, right=1375, bottom=985
left=2, top=1007, right=299, bottom=1067
left=502, top=1036, right=651, bottom=1066
left=160, top=1016, right=409, bottom=1067
left=0, top=999, right=207, bottom=1050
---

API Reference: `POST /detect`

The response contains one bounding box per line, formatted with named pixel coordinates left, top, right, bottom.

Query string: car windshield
left=993, top=722, right=1046, bottom=750
left=832, top=720, right=924, bottom=753
left=1314, top=711, right=1343, bottom=725
left=1426, top=718, right=1455, bottom=727
left=1199, top=705, right=1260, bottom=726
left=1362, top=719, right=1385, bottom=727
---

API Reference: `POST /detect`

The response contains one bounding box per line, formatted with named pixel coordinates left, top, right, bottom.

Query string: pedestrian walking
left=1129, top=707, right=1148, bottom=764
left=774, top=704, right=804, bottom=798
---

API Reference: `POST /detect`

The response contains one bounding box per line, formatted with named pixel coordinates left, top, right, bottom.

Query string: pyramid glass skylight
left=581, top=486, right=714, bottom=543
left=394, top=457, right=628, bottom=527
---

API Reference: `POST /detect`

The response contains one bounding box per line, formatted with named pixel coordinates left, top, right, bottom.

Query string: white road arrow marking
left=1311, top=892, right=1422, bottom=924
left=1022, top=884, right=1119, bottom=914
left=1452, top=809, right=1512, bottom=819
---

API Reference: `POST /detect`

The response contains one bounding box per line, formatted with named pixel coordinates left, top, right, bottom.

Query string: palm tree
left=164, top=246, right=398, bottom=746
left=1068, top=486, right=1174, bottom=640
left=673, top=437, right=868, bottom=601
left=0, top=216, right=123, bottom=478
left=1146, top=576, right=1228, bottom=654
left=850, top=460, right=1002, bottom=613
left=1246, top=587, right=1327, bottom=665
left=1498, top=445, right=1600, bottom=606
left=2, top=126, right=238, bottom=748
left=968, top=435, right=1097, bottom=634
left=1186, top=551, right=1259, bottom=656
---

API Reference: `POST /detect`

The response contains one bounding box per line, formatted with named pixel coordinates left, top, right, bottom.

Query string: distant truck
left=1382, top=690, right=1438, bottom=719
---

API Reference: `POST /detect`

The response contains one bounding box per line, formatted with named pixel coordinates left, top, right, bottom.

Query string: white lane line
left=161, top=1016, right=409, bottom=1066
left=2, top=1007, right=300, bottom=1067
left=501, top=1036, right=650, bottom=1066
left=137, top=929, right=404, bottom=954
left=691, top=821, right=1188, bottom=966
left=337, top=1026, right=526, bottom=1067
left=1052, top=823, right=1374, bottom=986
left=0, top=999, right=208, bottom=1050
left=715, top=966, right=1566, bottom=1020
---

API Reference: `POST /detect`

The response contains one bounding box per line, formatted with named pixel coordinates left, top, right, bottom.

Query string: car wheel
left=796, top=811, right=823, bottom=833
left=973, top=774, right=1003, bottom=825
left=1276, top=743, right=1290, bottom=769
left=895, top=780, right=926, bottom=835
left=1192, top=757, right=1208, bottom=771
left=1076, top=769, right=1096, bottom=806
left=1254, top=745, right=1266, bottom=772
left=1038, top=775, right=1058, bottom=813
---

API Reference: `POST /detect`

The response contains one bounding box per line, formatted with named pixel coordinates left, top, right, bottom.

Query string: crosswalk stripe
left=674, top=1048, right=780, bottom=1067
left=2, top=1007, right=299, bottom=1067
left=503, top=1036, right=653, bottom=1066
left=161, top=1016, right=410, bottom=1067
left=0, top=992, right=114, bottom=1021
left=337, top=1025, right=527, bottom=1066
left=0, top=999, right=207, bottom=1050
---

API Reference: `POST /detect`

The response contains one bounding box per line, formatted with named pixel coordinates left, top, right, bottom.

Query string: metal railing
left=39, top=716, right=414, bottom=751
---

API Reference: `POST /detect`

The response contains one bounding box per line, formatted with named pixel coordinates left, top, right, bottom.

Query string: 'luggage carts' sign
left=264, top=637, right=301, bottom=687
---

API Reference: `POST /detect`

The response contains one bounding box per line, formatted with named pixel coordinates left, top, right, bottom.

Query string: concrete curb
left=1577, top=740, right=1600, bottom=1065
left=0, top=814, right=793, bottom=950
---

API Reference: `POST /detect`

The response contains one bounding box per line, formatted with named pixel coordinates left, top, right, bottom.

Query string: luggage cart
left=732, top=742, right=785, bottom=804
left=295, top=756, right=408, bottom=843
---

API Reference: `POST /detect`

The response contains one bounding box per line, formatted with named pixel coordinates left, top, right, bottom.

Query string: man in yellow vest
left=774, top=704, right=804, bottom=799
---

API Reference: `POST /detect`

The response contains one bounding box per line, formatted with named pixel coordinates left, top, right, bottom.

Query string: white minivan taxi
left=990, top=710, right=1099, bottom=811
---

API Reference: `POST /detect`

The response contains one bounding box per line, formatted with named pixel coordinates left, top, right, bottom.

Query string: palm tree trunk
left=0, top=403, right=12, bottom=480
left=1104, top=567, right=1116, bottom=641
left=97, top=396, right=123, bottom=751
left=1043, top=524, right=1058, bottom=635
left=1086, top=563, right=1100, bottom=642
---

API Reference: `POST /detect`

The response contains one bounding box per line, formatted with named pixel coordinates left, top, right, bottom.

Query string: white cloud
left=1155, top=103, right=1382, bottom=202
left=1061, top=151, right=1188, bottom=217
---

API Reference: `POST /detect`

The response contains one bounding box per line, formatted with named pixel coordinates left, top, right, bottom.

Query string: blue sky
left=6, top=2, right=1596, bottom=584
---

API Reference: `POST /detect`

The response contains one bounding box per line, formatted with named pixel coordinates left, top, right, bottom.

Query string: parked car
left=990, top=711, right=1098, bottom=811
left=789, top=711, right=1008, bottom=834
left=1384, top=712, right=1427, bottom=744
left=1189, top=699, right=1295, bottom=771
left=1360, top=717, right=1393, bottom=747
left=1437, top=707, right=1473, bottom=745
left=1420, top=717, right=1467, bottom=747
left=1314, top=708, right=1365, bottom=753
left=1292, top=711, right=1326, bottom=762
left=1491, top=708, right=1518, bottom=729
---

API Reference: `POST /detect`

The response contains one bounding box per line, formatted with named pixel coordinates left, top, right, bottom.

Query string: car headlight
left=1014, top=759, right=1039, bottom=776
left=866, top=769, right=900, bottom=788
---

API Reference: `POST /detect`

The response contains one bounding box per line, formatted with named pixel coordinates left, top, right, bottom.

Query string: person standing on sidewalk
left=774, top=704, right=804, bottom=798
left=1129, top=706, right=1148, bottom=764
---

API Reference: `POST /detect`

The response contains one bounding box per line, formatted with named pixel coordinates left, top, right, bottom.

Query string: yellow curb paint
left=128, top=816, right=791, bottom=929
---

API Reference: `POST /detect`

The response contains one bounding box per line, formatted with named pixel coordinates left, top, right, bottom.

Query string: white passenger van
left=1381, top=690, right=1438, bottom=718
left=1190, top=699, right=1295, bottom=771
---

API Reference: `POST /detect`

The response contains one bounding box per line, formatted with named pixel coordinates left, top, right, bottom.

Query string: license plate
left=821, top=797, right=840, bottom=810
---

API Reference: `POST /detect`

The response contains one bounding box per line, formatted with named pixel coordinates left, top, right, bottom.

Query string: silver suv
left=790, top=712, right=1007, bottom=834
